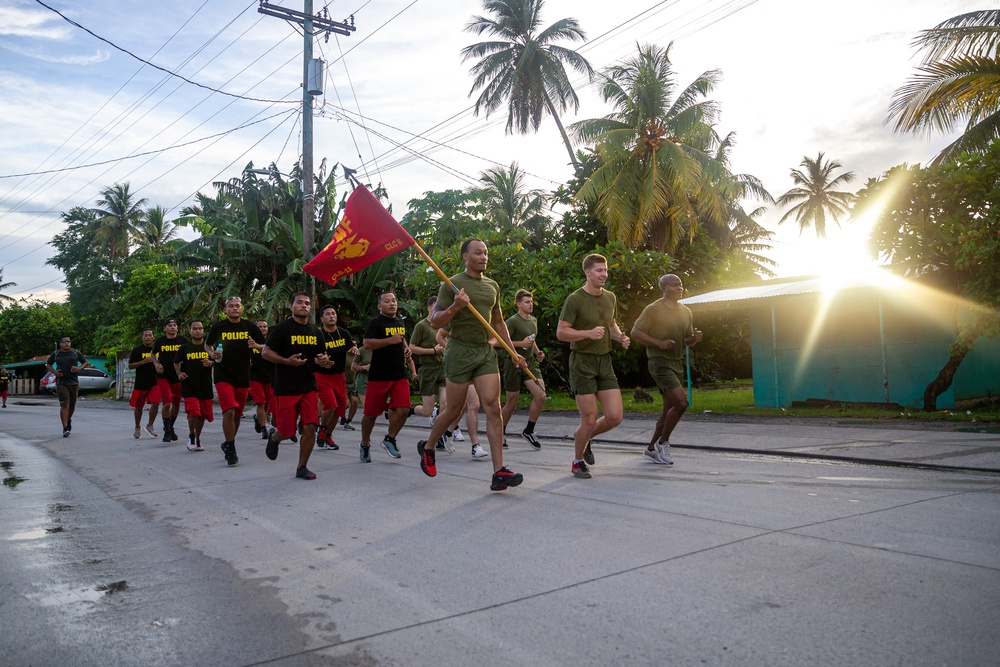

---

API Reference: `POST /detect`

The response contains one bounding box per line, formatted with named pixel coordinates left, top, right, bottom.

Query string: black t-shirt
left=128, top=344, right=158, bottom=390
left=206, top=319, right=265, bottom=388
left=177, top=342, right=214, bottom=400
left=364, top=314, right=407, bottom=382
left=152, top=334, right=189, bottom=383
left=249, top=346, right=274, bottom=384
left=265, top=318, right=326, bottom=396
left=48, top=349, right=89, bottom=387
left=0, top=370, right=9, bottom=390
left=317, top=327, right=355, bottom=375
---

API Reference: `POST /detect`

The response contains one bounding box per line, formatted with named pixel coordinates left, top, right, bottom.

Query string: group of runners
left=44, top=237, right=702, bottom=490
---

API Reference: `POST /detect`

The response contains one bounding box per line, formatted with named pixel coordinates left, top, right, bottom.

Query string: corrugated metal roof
left=680, top=275, right=889, bottom=308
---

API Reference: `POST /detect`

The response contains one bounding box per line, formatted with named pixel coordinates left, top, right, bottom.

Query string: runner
left=152, top=316, right=188, bottom=443
left=556, top=253, right=631, bottom=479
left=127, top=329, right=161, bottom=440
left=631, top=274, right=703, bottom=465
left=0, top=366, right=9, bottom=408
left=315, top=305, right=359, bottom=451
left=174, top=321, right=214, bottom=452
left=206, top=296, right=265, bottom=466
left=261, top=292, right=330, bottom=480
left=499, top=289, right=547, bottom=449
left=350, top=347, right=372, bottom=427
left=408, top=296, right=446, bottom=428
left=417, top=238, right=526, bottom=491
left=358, top=292, right=412, bottom=462
left=250, top=319, right=275, bottom=441
left=45, top=336, right=91, bottom=437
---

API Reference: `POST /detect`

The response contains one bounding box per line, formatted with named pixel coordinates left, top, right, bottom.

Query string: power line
left=34, top=0, right=297, bottom=105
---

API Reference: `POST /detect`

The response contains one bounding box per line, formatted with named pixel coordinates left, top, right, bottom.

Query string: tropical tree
left=91, top=182, right=148, bottom=262
left=0, top=268, right=15, bottom=307
left=858, top=140, right=1000, bottom=410
left=461, top=0, right=594, bottom=168
left=137, top=205, right=179, bottom=252
left=775, top=152, right=857, bottom=239
left=571, top=42, right=732, bottom=252
left=887, top=9, right=1000, bottom=164
left=469, top=162, right=551, bottom=246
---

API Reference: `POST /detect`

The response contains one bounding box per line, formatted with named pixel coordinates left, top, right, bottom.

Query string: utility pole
left=257, top=1, right=355, bottom=314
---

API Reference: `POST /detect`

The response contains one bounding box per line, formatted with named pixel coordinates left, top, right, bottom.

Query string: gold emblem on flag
left=330, top=218, right=370, bottom=259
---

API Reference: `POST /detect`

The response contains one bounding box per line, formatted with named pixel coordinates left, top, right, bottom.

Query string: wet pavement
left=1, top=397, right=998, bottom=665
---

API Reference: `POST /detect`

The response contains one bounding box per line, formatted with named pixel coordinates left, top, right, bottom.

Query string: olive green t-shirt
left=633, top=299, right=694, bottom=362
left=559, top=288, right=618, bottom=355
left=436, top=272, right=500, bottom=344
left=409, top=318, right=442, bottom=367
left=504, top=312, right=539, bottom=372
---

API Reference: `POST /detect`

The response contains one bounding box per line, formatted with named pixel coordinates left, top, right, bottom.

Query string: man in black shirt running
left=359, top=292, right=412, bottom=463
left=128, top=329, right=161, bottom=440
left=152, top=316, right=188, bottom=443
left=316, top=305, right=358, bottom=451
left=262, top=292, right=331, bottom=480
left=175, top=320, right=214, bottom=452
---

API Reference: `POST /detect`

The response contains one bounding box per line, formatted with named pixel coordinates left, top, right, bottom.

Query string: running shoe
left=381, top=435, right=401, bottom=459
left=261, top=427, right=269, bottom=440
left=221, top=441, right=239, bottom=466
left=657, top=442, right=674, bottom=465
left=62, top=427, right=70, bottom=438
left=265, top=429, right=279, bottom=461
left=133, top=427, right=141, bottom=440
left=187, top=435, right=198, bottom=452
left=490, top=466, right=523, bottom=491
left=289, top=432, right=298, bottom=443
left=163, top=430, right=171, bottom=443
left=342, top=421, right=355, bottom=431
left=643, top=447, right=664, bottom=465
left=295, top=466, right=317, bottom=480
left=194, top=438, right=204, bottom=452
left=418, top=440, right=436, bottom=477
left=145, top=424, right=158, bottom=438
left=471, top=444, right=488, bottom=458
left=572, top=460, right=592, bottom=479
left=583, top=441, right=595, bottom=465
left=453, top=427, right=464, bottom=442
left=435, top=437, right=447, bottom=451
left=502, top=440, right=509, bottom=449
left=253, top=414, right=262, bottom=433
left=359, top=444, right=371, bottom=463
left=521, top=431, right=541, bottom=450
left=323, top=432, right=339, bottom=450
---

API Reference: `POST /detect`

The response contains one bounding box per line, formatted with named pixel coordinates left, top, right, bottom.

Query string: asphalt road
left=1, top=398, right=998, bottom=666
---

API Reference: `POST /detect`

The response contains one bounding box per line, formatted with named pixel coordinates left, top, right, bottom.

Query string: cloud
left=0, top=42, right=110, bottom=65
left=0, top=6, right=69, bottom=39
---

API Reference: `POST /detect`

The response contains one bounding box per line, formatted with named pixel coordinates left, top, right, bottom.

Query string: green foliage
left=0, top=301, right=75, bottom=363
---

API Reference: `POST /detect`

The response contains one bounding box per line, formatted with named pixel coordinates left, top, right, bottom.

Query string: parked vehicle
left=40, top=368, right=115, bottom=393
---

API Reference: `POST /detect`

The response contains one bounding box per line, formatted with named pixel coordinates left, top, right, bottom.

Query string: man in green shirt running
left=417, top=238, right=527, bottom=492
left=631, top=274, right=702, bottom=465
left=557, top=253, right=631, bottom=479
left=408, top=296, right=446, bottom=425
left=499, top=289, right=546, bottom=449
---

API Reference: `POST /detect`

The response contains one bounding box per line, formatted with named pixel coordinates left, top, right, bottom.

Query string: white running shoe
left=453, top=427, right=465, bottom=441
left=657, top=442, right=674, bottom=465
left=187, top=436, right=198, bottom=452
left=429, top=406, right=438, bottom=426
left=471, top=443, right=488, bottom=458
left=145, top=424, right=158, bottom=438
left=133, top=427, right=142, bottom=440
left=643, top=447, right=664, bottom=464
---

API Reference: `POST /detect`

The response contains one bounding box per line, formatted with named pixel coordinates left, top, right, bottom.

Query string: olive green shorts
left=648, top=356, right=685, bottom=393
left=355, top=373, right=368, bottom=396
left=568, top=352, right=619, bottom=396
left=444, top=339, right=499, bottom=384
left=502, top=359, right=539, bottom=392
left=418, top=364, right=445, bottom=396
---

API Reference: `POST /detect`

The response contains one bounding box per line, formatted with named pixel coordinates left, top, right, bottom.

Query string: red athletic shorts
left=249, top=380, right=273, bottom=409
left=315, top=372, right=347, bottom=417
left=184, top=397, right=215, bottom=422
left=156, top=378, right=182, bottom=408
left=363, top=378, right=411, bottom=417
left=215, top=382, right=248, bottom=413
left=274, top=391, right=319, bottom=438
left=130, top=386, right=161, bottom=408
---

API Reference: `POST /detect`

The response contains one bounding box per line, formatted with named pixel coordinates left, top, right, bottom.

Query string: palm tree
left=470, top=162, right=550, bottom=245
left=91, top=182, right=148, bottom=262
left=571, top=42, right=730, bottom=252
left=137, top=205, right=179, bottom=252
left=775, top=153, right=856, bottom=239
left=0, top=268, right=16, bottom=307
left=461, top=0, right=594, bottom=169
left=887, top=10, right=1000, bottom=164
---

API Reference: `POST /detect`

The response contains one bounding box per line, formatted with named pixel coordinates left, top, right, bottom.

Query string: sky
left=0, top=0, right=984, bottom=302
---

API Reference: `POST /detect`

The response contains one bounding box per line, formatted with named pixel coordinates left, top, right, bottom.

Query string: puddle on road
left=8, top=528, right=53, bottom=541
left=3, top=476, right=26, bottom=488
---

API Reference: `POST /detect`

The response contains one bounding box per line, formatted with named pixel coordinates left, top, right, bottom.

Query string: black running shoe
left=253, top=414, right=262, bottom=433
left=418, top=440, right=436, bottom=477
left=62, top=427, right=70, bottom=438
left=171, top=429, right=179, bottom=442
left=229, top=443, right=239, bottom=466
left=490, top=466, right=523, bottom=491
left=295, top=466, right=316, bottom=480
left=521, top=431, right=541, bottom=450
left=289, top=432, right=298, bottom=443
left=163, top=431, right=171, bottom=443
left=265, top=429, right=279, bottom=461
left=583, top=441, right=595, bottom=465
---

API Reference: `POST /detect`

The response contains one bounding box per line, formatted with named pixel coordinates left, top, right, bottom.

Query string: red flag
left=304, top=185, right=415, bottom=286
